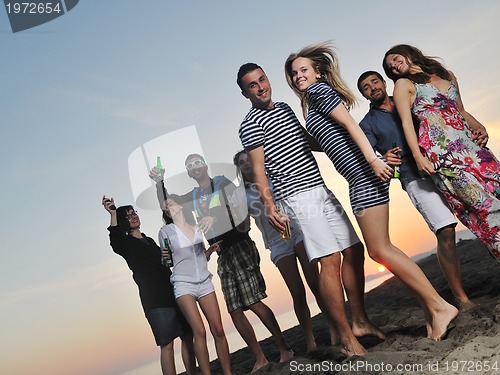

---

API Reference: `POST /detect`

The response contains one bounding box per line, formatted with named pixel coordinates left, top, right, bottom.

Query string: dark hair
left=184, top=153, right=205, bottom=165
left=164, top=194, right=196, bottom=226
left=356, top=71, right=385, bottom=95
left=382, top=44, right=451, bottom=83
left=116, top=205, right=135, bottom=233
left=233, top=149, right=249, bottom=183
left=162, top=210, right=173, bottom=225
left=237, top=63, right=265, bottom=91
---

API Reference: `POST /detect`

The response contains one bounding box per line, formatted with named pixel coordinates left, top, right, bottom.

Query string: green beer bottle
left=156, top=156, right=164, bottom=182
left=163, top=237, right=173, bottom=268
left=392, top=142, right=401, bottom=179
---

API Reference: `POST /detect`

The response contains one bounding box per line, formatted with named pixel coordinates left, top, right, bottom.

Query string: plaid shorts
left=217, top=238, right=267, bottom=312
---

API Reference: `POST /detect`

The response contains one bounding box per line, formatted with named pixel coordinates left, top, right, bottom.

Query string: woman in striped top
left=284, top=41, right=458, bottom=341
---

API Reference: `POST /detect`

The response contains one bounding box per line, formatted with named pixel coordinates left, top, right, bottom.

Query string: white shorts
left=402, top=178, right=457, bottom=233
left=173, top=276, right=215, bottom=300
left=267, top=220, right=304, bottom=265
left=280, top=186, right=360, bottom=261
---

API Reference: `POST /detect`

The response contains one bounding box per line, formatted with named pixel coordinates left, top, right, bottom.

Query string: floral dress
left=412, top=82, right=500, bottom=261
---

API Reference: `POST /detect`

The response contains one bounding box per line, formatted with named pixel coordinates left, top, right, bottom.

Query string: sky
left=1, top=1, right=500, bottom=374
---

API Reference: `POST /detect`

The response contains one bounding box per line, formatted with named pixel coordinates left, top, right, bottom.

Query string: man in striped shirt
left=237, top=63, right=387, bottom=356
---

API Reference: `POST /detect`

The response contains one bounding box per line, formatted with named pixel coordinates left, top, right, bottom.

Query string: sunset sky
left=2, top=1, right=500, bottom=374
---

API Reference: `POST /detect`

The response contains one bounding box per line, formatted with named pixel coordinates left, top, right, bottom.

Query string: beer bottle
left=392, top=142, right=401, bottom=179
left=156, top=156, right=164, bottom=182
left=163, top=237, right=173, bottom=267
left=277, top=202, right=292, bottom=240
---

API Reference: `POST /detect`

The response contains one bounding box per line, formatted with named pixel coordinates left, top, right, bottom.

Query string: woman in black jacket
left=102, top=196, right=195, bottom=375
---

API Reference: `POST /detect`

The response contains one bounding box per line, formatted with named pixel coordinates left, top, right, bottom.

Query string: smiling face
left=185, top=155, right=209, bottom=181
left=125, top=208, right=140, bottom=229
left=290, top=57, right=320, bottom=92
left=240, top=68, right=273, bottom=110
left=359, top=74, right=388, bottom=105
left=384, top=53, right=412, bottom=77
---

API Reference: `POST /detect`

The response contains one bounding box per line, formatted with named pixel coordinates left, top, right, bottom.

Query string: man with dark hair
left=238, top=63, right=386, bottom=357
left=151, top=154, right=293, bottom=372
left=357, top=70, right=472, bottom=308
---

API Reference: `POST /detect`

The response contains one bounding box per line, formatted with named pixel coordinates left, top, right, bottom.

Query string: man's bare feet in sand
left=279, top=349, right=294, bottom=363
left=251, top=358, right=269, bottom=373
left=340, top=337, right=368, bottom=357
left=352, top=321, right=387, bottom=341
left=429, top=303, right=459, bottom=341
left=330, top=330, right=340, bottom=346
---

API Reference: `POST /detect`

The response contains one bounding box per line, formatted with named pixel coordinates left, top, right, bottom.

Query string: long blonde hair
left=285, top=41, right=356, bottom=117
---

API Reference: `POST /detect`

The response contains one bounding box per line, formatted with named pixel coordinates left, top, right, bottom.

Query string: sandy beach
left=202, top=238, right=499, bottom=374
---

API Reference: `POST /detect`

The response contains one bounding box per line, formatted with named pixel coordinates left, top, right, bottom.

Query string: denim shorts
left=267, top=220, right=304, bottom=264
left=173, top=277, right=215, bottom=300
left=145, top=307, right=191, bottom=347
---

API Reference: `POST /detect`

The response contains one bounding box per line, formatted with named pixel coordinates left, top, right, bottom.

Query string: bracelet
left=369, top=157, right=378, bottom=165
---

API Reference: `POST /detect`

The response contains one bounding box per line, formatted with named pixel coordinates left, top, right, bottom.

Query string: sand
left=203, top=238, right=499, bottom=374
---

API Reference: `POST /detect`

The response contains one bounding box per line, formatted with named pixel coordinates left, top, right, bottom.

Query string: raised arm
left=329, top=104, right=393, bottom=181
left=248, top=146, right=285, bottom=232
left=102, top=195, right=117, bottom=226
left=450, top=71, right=489, bottom=147
left=393, top=78, right=435, bottom=175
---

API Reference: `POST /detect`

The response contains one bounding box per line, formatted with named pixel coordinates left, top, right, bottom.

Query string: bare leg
left=356, top=204, right=458, bottom=341
left=436, top=225, right=473, bottom=309
left=247, top=301, right=294, bottom=362
left=294, top=241, right=339, bottom=345
left=316, top=252, right=367, bottom=355
left=341, top=242, right=386, bottom=340
left=276, top=253, right=317, bottom=352
left=160, top=341, right=176, bottom=375
left=199, top=292, right=232, bottom=375
left=229, top=308, right=268, bottom=372
left=176, top=295, right=211, bottom=375
left=180, top=332, right=196, bottom=375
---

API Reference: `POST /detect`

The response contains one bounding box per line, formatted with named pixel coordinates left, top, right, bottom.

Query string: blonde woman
left=285, top=41, right=458, bottom=340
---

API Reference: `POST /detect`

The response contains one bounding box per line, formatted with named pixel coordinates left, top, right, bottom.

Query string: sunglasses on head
left=185, top=159, right=206, bottom=170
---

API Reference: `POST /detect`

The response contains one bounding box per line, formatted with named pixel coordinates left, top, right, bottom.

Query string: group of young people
left=103, top=42, right=500, bottom=374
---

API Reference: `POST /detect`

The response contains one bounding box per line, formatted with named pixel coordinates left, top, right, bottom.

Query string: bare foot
left=352, top=322, right=387, bottom=341
left=340, top=338, right=367, bottom=356
left=279, top=349, right=294, bottom=363
left=429, top=303, right=459, bottom=341
left=251, top=359, right=269, bottom=373
left=329, top=329, right=340, bottom=346
left=426, top=320, right=432, bottom=338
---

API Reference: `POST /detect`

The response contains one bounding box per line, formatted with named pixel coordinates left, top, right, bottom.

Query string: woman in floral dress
left=384, top=44, right=500, bottom=261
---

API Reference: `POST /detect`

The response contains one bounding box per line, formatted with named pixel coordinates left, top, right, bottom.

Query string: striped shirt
left=306, top=83, right=389, bottom=213
left=239, top=101, right=324, bottom=201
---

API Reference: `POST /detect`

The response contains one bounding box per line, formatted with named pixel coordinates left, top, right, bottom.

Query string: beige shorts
left=280, top=186, right=360, bottom=261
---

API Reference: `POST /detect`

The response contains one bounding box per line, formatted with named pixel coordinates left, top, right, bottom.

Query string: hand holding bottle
left=383, top=146, right=402, bottom=166
left=149, top=156, right=166, bottom=183
left=102, top=195, right=116, bottom=212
